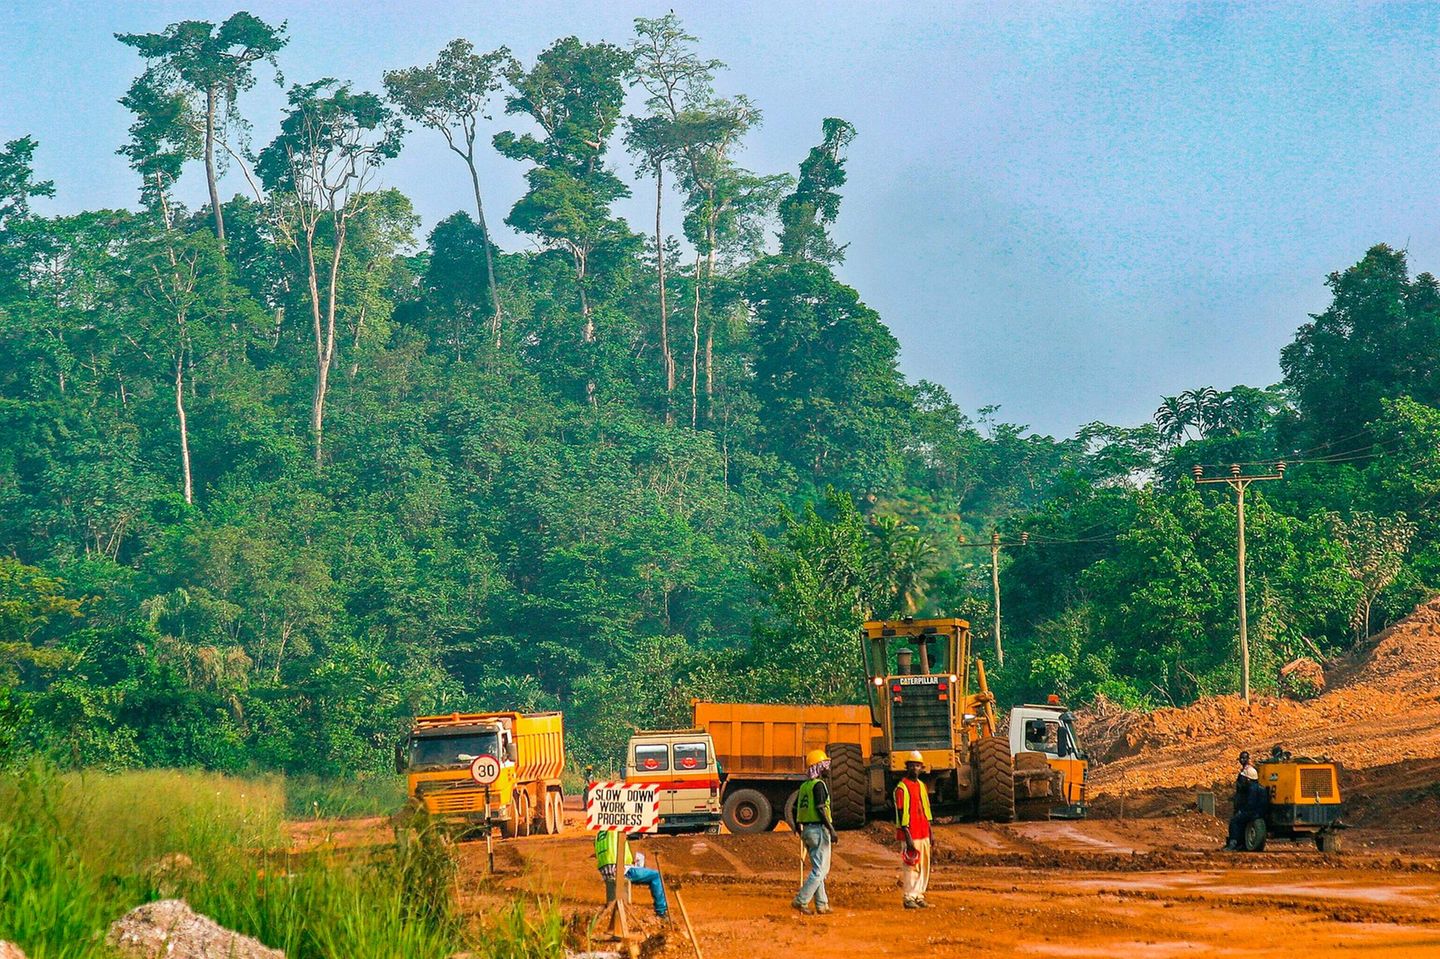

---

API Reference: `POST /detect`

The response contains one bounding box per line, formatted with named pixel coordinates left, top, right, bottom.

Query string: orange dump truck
left=692, top=700, right=876, bottom=833
left=395, top=711, right=566, bottom=837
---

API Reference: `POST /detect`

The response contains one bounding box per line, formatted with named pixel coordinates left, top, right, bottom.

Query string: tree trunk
left=204, top=86, right=225, bottom=245
left=315, top=234, right=343, bottom=465
left=303, top=228, right=333, bottom=467
left=349, top=302, right=367, bottom=379
left=656, top=169, right=673, bottom=409
left=704, top=211, right=717, bottom=418
left=575, top=247, right=597, bottom=405
left=690, top=252, right=702, bottom=428
left=466, top=157, right=503, bottom=348
left=175, top=354, right=193, bottom=505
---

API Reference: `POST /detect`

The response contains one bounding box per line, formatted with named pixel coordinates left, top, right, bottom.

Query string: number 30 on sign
left=469, top=754, right=501, bottom=785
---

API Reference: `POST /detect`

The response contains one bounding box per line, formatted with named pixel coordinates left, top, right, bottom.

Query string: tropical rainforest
left=2, top=12, right=1437, bottom=775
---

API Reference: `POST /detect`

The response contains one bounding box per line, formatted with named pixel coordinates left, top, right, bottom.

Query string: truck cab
left=1007, top=701, right=1088, bottom=816
left=396, top=711, right=565, bottom=837
left=624, top=729, right=722, bottom=834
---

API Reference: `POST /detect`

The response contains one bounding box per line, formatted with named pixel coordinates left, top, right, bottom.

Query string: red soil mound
left=1076, top=598, right=1440, bottom=797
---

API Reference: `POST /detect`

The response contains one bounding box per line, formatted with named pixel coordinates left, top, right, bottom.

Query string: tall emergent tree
left=1282, top=244, right=1440, bottom=449
left=0, top=137, right=54, bottom=295
left=384, top=40, right=515, bottom=346
left=257, top=80, right=404, bottom=465
left=778, top=117, right=856, bottom=264
left=496, top=38, right=635, bottom=343
left=627, top=14, right=722, bottom=406
left=117, top=13, right=288, bottom=243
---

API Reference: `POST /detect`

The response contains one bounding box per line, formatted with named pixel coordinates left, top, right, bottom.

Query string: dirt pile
left=1077, top=598, right=1440, bottom=797
left=1278, top=657, right=1325, bottom=698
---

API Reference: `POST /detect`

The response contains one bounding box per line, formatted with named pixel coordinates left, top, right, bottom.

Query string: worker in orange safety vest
left=893, top=750, right=932, bottom=909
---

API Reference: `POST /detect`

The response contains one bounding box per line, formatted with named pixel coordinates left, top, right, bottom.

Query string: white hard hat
left=1243, top=766, right=1258, bottom=780
left=906, top=750, right=924, bottom=763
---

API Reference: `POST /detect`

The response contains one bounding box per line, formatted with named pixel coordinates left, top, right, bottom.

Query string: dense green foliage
left=2, top=14, right=1437, bottom=777
left=0, top=767, right=559, bottom=958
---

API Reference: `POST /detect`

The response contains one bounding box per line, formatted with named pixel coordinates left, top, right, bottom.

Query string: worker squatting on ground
left=1224, top=763, right=1266, bottom=851
left=594, top=828, right=669, bottom=920
left=894, top=750, right=933, bottom=909
left=792, top=748, right=838, bottom=916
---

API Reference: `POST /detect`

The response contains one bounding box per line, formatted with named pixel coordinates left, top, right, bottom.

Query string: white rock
left=107, top=899, right=284, bottom=959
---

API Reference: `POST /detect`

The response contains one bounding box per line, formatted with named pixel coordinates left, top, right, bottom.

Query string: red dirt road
left=459, top=814, right=1440, bottom=958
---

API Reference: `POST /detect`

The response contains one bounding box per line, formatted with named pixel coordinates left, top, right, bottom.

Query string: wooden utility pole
left=1192, top=462, right=1286, bottom=703
left=989, top=532, right=1003, bottom=668
left=959, top=531, right=1028, bottom=669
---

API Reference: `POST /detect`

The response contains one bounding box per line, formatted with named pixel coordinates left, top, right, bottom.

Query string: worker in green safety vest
left=595, top=828, right=669, bottom=919
left=791, top=748, right=838, bottom=915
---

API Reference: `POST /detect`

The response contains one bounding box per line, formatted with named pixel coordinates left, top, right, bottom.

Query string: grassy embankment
left=0, top=768, right=562, bottom=959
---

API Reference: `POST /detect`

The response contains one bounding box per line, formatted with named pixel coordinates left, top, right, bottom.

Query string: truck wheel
left=828, top=742, right=868, bottom=829
left=539, top=789, right=556, bottom=834
left=516, top=792, right=532, bottom=838
left=974, top=735, right=1016, bottom=822
left=781, top=789, right=800, bottom=831
left=722, top=788, right=773, bottom=834
left=1243, top=818, right=1267, bottom=852
left=549, top=791, right=565, bottom=834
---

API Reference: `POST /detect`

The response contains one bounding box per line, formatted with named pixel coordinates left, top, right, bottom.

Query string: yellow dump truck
left=693, top=700, right=876, bottom=833
left=395, top=711, right=566, bottom=837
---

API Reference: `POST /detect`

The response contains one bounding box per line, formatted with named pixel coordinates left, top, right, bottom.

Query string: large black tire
left=974, top=735, right=1016, bottom=822
left=828, top=742, right=868, bottom=829
left=722, top=788, right=773, bottom=834
left=1243, top=817, right=1267, bottom=852
left=781, top=788, right=800, bottom=832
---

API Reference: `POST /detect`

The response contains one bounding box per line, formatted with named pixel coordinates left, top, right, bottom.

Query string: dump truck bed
left=693, top=701, right=876, bottom=779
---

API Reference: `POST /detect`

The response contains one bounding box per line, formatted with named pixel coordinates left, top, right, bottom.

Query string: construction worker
left=1223, top=765, right=1266, bottom=851
left=594, top=828, right=669, bottom=920
left=1233, top=751, right=1254, bottom=797
left=894, top=750, right=932, bottom=909
left=792, top=747, right=838, bottom=916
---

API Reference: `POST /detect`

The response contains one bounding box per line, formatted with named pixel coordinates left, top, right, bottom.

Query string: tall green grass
left=0, top=767, right=565, bottom=959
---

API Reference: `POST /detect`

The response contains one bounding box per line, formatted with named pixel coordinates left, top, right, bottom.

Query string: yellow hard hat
left=906, top=750, right=924, bottom=764
left=806, top=748, right=829, bottom=766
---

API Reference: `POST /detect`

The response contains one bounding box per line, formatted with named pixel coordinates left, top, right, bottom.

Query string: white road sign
left=585, top=781, right=661, bottom=834
left=469, top=754, right=501, bottom=785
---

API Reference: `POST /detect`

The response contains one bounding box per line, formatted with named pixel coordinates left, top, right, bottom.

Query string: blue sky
left=5, top=1, right=1440, bottom=437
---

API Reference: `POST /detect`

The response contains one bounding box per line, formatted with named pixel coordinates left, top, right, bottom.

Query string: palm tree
left=1181, top=387, right=1220, bottom=437
left=1153, top=395, right=1190, bottom=445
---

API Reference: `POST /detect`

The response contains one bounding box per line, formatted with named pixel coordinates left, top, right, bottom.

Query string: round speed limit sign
left=469, top=754, right=501, bottom=785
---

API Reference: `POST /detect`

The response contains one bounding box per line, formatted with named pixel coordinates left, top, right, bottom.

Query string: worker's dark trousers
left=1227, top=812, right=1258, bottom=845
